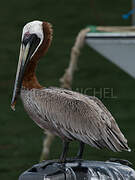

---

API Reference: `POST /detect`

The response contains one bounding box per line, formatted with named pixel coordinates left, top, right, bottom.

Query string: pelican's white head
left=22, top=20, right=44, bottom=57
left=23, top=20, right=43, bottom=39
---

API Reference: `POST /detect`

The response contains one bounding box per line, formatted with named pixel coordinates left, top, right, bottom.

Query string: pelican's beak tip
left=11, top=103, right=16, bottom=111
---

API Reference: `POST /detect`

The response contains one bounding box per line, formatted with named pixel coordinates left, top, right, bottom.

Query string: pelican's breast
left=20, top=87, right=49, bottom=130
left=20, top=87, right=73, bottom=140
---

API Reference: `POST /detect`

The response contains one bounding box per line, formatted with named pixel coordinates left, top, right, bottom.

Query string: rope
left=96, top=26, right=135, bottom=32
left=60, top=27, right=90, bottom=89
left=40, top=131, right=54, bottom=161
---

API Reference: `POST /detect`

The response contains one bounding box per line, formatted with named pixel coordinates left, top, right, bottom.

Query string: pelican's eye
left=22, top=33, right=41, bottom=60
left=22, top=33, right=40, bottom=46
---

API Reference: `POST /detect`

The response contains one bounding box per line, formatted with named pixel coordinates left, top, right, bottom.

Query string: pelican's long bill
left=11, top=33, right=40, bottom=111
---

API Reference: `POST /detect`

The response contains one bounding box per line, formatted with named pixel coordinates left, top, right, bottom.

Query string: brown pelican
left=11, top=20, right=131, bottom=162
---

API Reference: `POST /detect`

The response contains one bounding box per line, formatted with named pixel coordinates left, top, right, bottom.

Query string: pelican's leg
left=60, top=141, right=69, bottom=163
left=76, top=141, right=85, bottom=159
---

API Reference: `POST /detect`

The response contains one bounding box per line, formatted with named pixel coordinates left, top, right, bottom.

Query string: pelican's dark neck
left=22, top=22, right=53, bottom=89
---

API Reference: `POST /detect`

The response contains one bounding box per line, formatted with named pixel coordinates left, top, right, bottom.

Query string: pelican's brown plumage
left=11, top=20, right=130, bottom=162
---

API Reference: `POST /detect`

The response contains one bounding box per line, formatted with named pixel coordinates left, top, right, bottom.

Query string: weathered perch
left=19, top=159, right=135, bottom=180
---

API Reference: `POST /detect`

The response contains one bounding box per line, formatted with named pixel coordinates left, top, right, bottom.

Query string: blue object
left=122, top=8, right=135, bottom=19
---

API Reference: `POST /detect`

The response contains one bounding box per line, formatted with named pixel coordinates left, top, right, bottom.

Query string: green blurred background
left=0, top=0, right=135, bottom=179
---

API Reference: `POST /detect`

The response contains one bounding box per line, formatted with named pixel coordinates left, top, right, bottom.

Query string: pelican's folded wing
left=32, top=88, right=130, bottom=152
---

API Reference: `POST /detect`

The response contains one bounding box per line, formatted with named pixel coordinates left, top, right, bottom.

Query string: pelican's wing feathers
left=32, top=87, right=130, bottom=152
